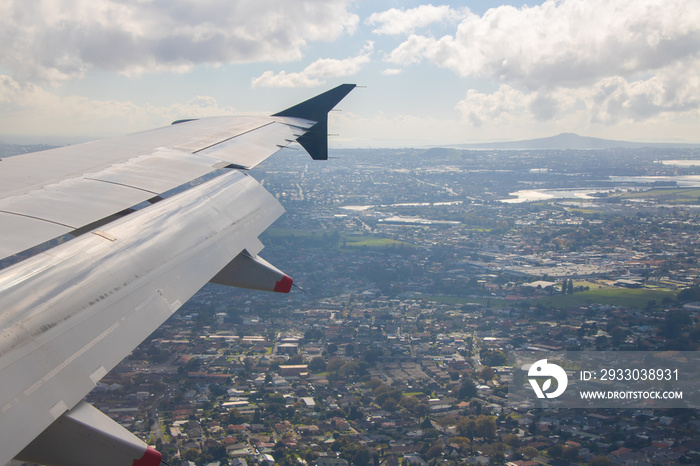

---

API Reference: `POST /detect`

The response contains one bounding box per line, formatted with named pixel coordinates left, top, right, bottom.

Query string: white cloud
left=590, top=61, right=700, bottom=124
left=0, top=0, right=359, bottom=82
left=0, top=75, right=236, bottom=139
left=366, top=4, right=465, bottom=35
left=379, top=0, right=700, bottom=140
left=251, top=71, right=324, bottom=89
left=386, top=35, right=436, bottom=65
left=456, top=59, right=700, bottom=135
left=251, top=43, right=373, bottom=88
left=386, top=0, right=700, bottom=89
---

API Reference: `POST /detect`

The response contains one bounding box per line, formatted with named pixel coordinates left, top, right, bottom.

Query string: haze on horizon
left=0, top=0, right=698, bottom=147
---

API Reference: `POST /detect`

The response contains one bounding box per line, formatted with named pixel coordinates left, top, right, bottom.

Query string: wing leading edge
left=0, top=84, right=356, bottom=465
left=0, top=84, right=356, bottom=260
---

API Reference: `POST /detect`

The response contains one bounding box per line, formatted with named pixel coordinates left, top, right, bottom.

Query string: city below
left=7, top=142, right=700, bottom=466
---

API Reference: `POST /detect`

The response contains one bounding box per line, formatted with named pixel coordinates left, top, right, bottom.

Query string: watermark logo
left=509, top=351, right=699, bottom=408
left=528, top=359, right=568, bottom=399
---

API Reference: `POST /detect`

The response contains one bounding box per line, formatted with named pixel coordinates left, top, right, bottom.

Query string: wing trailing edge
left=0, top=171, right=283, bottom=464
left=273, top=83, right=356, bottom=160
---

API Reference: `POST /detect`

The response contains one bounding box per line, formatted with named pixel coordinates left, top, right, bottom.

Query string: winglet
left=273, top=84, right=356, bottom=160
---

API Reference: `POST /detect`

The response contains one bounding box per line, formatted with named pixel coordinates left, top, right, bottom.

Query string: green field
left=423, top=286, right=678, bottom=310
left=422, top=296, right=504, bottom=307
left=263, top=228, right=414, bottom=248
left=535, top=286, right=678, bottom=308
left=343, top=235, right=407, bottom=247
left=616, top=187, right=700, bottom=204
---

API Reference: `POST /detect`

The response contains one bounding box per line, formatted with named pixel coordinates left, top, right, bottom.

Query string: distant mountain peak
left=451, top=133, right=700, bottom=150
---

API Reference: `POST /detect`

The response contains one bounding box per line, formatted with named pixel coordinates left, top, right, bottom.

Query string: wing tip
left=272, top=84, right=357, bottom=121
left=274, top=84, right=357, bottom=161
left=273, top=274, right=293, bottom=293
left=133, top=447, right=162, bottom=466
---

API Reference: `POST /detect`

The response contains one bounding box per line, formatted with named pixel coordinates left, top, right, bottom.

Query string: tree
left=547, top=444, right=563, bottom=459
left=382, top=398, right=398, bottom=412
left=183, top=448, right=200, bottom=462
left=426, top=441, right=444, bottom=460
left=399, top=395, right=421, bottom=414
left=327, top=357, right=344, bottom=374
left=353, top=448, right=371, bottom=466
left=662, top=310, right=691, bottom=338
left=338, top=359, right=360, bottom=377
left=588, top=455, right=614, bottom=466
left=480, top=366, right=495, bottom=382
left=415, top=402, right=430, bottom=420
left=662, top=295, right=675, bottom=307
left=308, top=357, right=326, bottom=373
left=287, top=354, right=305, bottom=365
left=475, top=415, right=496, bottom=439
left=563, top=446, right=579, bottom=462
left=363, top=348, right=383, bottom=365
left=457, top=418, right=476, bottom=439
left=345, top=343, right=355, bottom=356
left=678, top=286, right=700, bottom=303
left=304, top=328, right=324, bottom=341
left=610, top=326, right=627, bottom=346
left=228, top=408, right=242, bottom=424
left=502, top=433, right=520, bottom=448
left=365, top=378, right=383, bottom=390
left=458, top=379, right=477, bottom=400
left=480, top=349, right=506, bottom=366
left=489, top=452, right=506, bottom=465
left=203, top=443, right=228, bottom=463
left=522, top=446, right=538, bottom=459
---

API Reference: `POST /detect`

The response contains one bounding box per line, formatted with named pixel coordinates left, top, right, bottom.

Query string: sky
left=0, top=0, right=698, bottom=147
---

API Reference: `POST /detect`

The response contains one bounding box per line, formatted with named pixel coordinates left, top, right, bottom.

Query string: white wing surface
left=0, top=84, right=356, bottom=465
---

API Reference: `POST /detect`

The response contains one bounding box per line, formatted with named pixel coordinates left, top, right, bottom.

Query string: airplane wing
left=0, top=84, right=356, bottom=465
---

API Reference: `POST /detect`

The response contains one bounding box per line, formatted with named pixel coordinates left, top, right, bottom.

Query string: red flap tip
left=273, top=274, right=293, bottom=293
left=133, top=447, right=161, bottom=466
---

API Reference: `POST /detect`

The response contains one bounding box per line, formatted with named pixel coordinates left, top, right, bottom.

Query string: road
left=150, top=403, right=166, bottom=447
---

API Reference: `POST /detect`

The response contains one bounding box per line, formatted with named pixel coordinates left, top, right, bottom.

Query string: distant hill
left=452, top=133, right=700, bottom=150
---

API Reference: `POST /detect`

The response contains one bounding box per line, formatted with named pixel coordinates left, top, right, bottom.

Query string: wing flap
left=16, top=401, right=161, bottom=466
left=0, top=213, right=72, bottom=258
left=211, top=250, right=293, bottom=293
left=169, top=116, right=276, bottom=153
left=0, top=116, right=273, bottom=199
left=86, top=149, right=218, bottom=193
left=192, top=117, right=315, bottom=169
left=0, top=178, right=149, bottom=228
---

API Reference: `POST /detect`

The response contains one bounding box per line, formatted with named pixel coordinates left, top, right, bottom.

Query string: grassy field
left=342, top=234, right=408, bottom=247
left=263, top=228, right=330, bottom=239
left=615, top=187, right=700, bottom=204
left=422, top=296, right=505, bottom=307
left=534, top=287, right=678, bottom=309
left=423, top=285, right=678, bottom=310
left=263, top=228, right=413, bottom=248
